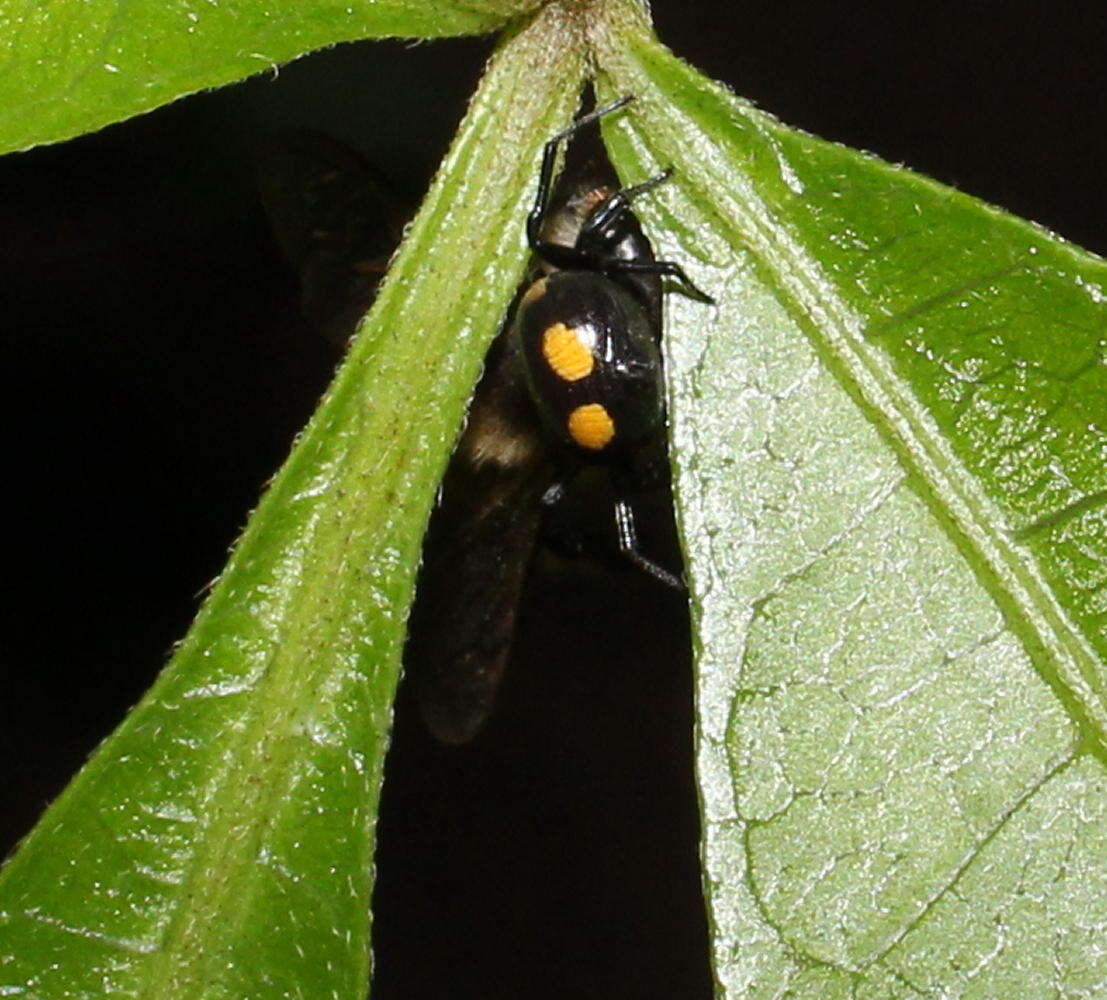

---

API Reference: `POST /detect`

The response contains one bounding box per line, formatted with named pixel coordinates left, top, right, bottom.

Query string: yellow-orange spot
left=542, top=323, right=594, bottom=382
left=567, top=403, right=615, bottom=451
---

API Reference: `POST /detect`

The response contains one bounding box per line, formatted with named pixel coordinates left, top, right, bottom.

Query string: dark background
left=3, top=2, right=1105, bottom=998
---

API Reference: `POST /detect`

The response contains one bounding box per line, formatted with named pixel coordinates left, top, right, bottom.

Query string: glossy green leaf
left=0, top=8, right=584, bottom=996
left=593, top=9, right=1107, bottom=998
left=0, top=0, right=537, bottom=155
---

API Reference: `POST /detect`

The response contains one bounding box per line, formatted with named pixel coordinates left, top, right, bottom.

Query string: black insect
left=409, top=96, right=714, bottom=744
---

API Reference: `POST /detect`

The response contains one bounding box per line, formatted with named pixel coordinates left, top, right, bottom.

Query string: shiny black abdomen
left=513, top=270, right=664, bottom=456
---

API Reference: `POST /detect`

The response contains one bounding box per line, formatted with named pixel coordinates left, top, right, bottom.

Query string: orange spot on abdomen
left=567, top=403, right=615, bottom=450
left=542, top=323, right=594, bottom=382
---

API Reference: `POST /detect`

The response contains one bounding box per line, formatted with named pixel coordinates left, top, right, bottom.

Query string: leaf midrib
left=139, top=16, right=587, bottom=988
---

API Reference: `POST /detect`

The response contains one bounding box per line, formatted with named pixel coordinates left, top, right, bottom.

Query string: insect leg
left=613, top=498, right=686, bottom=591
left=527, top=95, right=635, bottom=250
left=578, top=168, right=674, bottom=242
left=602, top=258, right=715, bottom=304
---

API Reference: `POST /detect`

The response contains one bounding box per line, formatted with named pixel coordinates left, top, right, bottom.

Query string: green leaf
left=593, top=10, right=1107, bottom=999
left=0, top=8, right=584, bottom=997
left=0, top=0, right=537, bottom=155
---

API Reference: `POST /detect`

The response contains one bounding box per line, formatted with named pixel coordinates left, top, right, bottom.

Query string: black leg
left=602, top=258, right=715, bottom=304
left=527, top=95, right=635, bottom=251
left=614, top=498, right=686, bottom=591
left=578, top=168, right=673, bottom=243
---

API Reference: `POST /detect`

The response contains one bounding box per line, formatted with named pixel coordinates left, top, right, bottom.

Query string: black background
left=3, top=2, right=1105, bottom=998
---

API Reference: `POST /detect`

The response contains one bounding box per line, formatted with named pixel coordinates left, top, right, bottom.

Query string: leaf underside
left=595, top=15, right=1107, bottom=999
left=0, top=0, right=537, bottom=154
